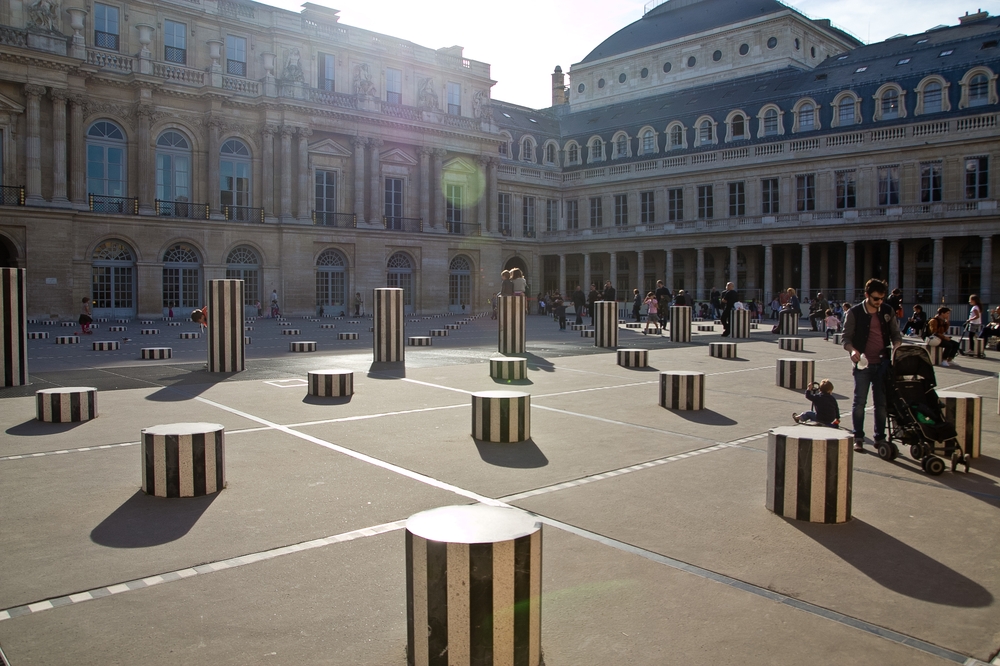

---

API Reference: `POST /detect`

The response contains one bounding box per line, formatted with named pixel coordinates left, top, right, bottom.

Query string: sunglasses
left=868, top=295, right=885, bottom=302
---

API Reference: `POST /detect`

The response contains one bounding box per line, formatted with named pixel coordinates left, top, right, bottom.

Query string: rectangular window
left=498, top=193, right=512, bottom=236
left=796, top=174, right=815, bottom=211
left=384, top=177, right=403, bottom=227
left=589, top=197, right=603, bottom=227
left=447, top=82, right=461, bottom=115
left=920, top=162, right=943, bottom=203
left=314, top=170, right=337, bottom=223
left=522, top=196, right=535, bottom=237
left=164, top=20, right=186, bottom=64
left=640, top=191, right=654, bottom=224
left=546, top=199, right=558, bottom=232
left=697, top=185, right=713, bottom=219
left=94, top=3, right=120, bottom=50
left=614, top=194, right=628, bottom=226
left=835, top=171, right=856, bottom=209
left=965, top=156, right=989, bottom=199
left=226, top=35, right=247, bottom=77
left=386, top=68, right=402, bottom=105
left=446, top=184, right=463, bottom=233
left=566, top=199, right=579, bottom=229
left=318, top=53, right=335, bottom=91
left=761, top=178, right=779, bottom=214
left=668, top=188, right=683, bottom=222
left=878, top=166, right=900, bottom=206
left=728, top=181, right=745, bottom=216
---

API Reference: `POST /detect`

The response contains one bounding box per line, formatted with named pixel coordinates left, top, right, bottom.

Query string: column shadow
left=670, top=409, right=738, bottom=426
left=91, top=489, right=219, bottom=548
left=6, top=419, right=89, bottom=436
left=473, top=437, right=548, bottom=468
left=302, top=395, right=353, bottom=406
left=367, top=361, right=406, bottom=379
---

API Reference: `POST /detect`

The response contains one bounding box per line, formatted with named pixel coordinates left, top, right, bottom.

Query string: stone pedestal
left=339, top=332, right=359, bottom=340
left=938, top=391, right=982, bottom=458
left=56, top=335, right=79, bottom=344
left=709, top=342, right=737, bottom=358
left=670, top=306, right=691, bottom=343
left=779, top=337, right=804, bottom=352
left=290, top=341, right=317, bottom=352
left=1, top=268, right=27, bottom=386
left=593, top=301, right=617, bottom=348
left=308, top=369, right=354, bottom=397
left=472, top=390, right=530, bottom=442
left=92, top=341, right=119, bottom=351
left=498, top=295, right=526, bottom=354
left=374, top=287, right=405, bottom=362
left=617, top=349, right=648, bottom=367
left=731, top=309, right=751, bottom=339
left=206, top=279, right=245, bottom=373
left=779, top=310, right=799, bottom=336
left=659, top=371, right=704, bottom=410
left=776, top=358, right=814, bottom=389
left=925, top=344, right=944, bottom=366
left=36, top=387, right=97, bottom=422
left=490, top=357, right=527, bottom=380
left=142, top=348, right=172, bottom=359
left=766, top=425, right=853, bottom=523
left=408, top=336, right=432, bottom=346
left=141, top=422, right=226, bottom=497
left=959, top=337, right=985, bottom=357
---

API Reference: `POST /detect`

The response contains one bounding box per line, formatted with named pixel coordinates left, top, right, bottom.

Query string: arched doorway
left=449, top=255, right=472, bottom=313
left=0, top=235, right=17, bottom=268
left=225, top=246, right=260, bottom=316
left=316, top=249, right=348, bottom=314
left=91, top=239, right=136, bottom=318
left=959, top=241, right=981, bottom=303
left=162, top=243, right=201, bottom=314
left=387, top=252, right=414, bottom=314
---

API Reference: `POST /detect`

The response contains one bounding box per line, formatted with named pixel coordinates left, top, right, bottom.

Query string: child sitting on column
left=191, top=306, right=208, bottom=329
left=793, top=379, right=840, bottom=427
left=823, top=309, right=840, bottom=340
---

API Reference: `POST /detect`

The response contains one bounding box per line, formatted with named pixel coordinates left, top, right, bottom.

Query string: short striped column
left=490, top=356, right=527, bottom=380
left=36, top=387, right=97, bottom=422
left=429, top=329, right=448, bottom=337
left=1, top=268, right=28, bottom=386
left=581, top=329, right=595, bottom=338
left=142, top=348, right=172, bottom=359
left=624, top=322, right=642, bottom=329
left=141, top=328, right=159, bottom=335
left=779, top=337, right=804, bottom=352
left=938, top=391, right=982, bottom=458
left=593, top=300, right=617, bottom=348
left=659, top=371, right=704, bottom=410
left=731, top=309, right=751, bottom=339
left=766, top=425, right=853, bottom=524
left=617, top=349, right=648, bottom=368
left=168, top=322, right=182, bottom=327
left=405, top=505, right=542, bottom=666
left=320, top=323, right=336, bottom=329
left=92, top=341, right=119, bottom=351
left=446, top=323, right=461, bottom=330
left=290, top=341, right=317, bottom=352
left=696, top=325, right=714, bottom=332
left=570, top=324, right=586, bottom=331
left=925, top=344, right=944, bottom=366
left=374, top=287, right=405, bottom=362
left=278, top=321, right=293, bottom=326
left=709, top=342, right=737, bottom=358
left=28, top=332, right=48, bottom=339
left=56, top=335, right=79, bottom=344
left=472, top=390, right=530, bottom=442
left=206, top=279, right=245, bottom=373
left=949, top=325, right=962, bottom=336
left=179, top=332, right=200, bottom=339
left=959, top=337, right=985, bottom=357
left=282, top=329, right=301, bottom=335
left=41, top=320, right=56, bottom=325
left=308, top=369, right=354, bottom=397
left=61, top=321, right=75, bottom=327
left=498, top=295, right=526, bottom=354
left=779, top=310, right=799, bottom=336
left=831, top=333, right=843, bottom=345
left=245, top=336, right=252, bottom=345
left=109, top=325, right=127, bottom=332
left=776, top=358, right=814, bottom=389
left=408, top=336, right=432, bottom=346
left=339, top=332, right=359, bottom=340
left=141, top=423, right=226, bottom=498
left=670, top=306, right=692, bottom=343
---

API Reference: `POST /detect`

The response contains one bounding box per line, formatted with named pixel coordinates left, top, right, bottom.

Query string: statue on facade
left=473, top=89, right=488, bottom=119
left=282, top=48, right=304, bottom=82
left=27, top=0, right=59, bottom=32
left=353, top=63, right=377, bottom=97
left=417, top=78, right=439, bottom=109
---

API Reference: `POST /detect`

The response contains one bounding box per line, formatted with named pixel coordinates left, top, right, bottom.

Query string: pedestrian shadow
left=367, top=361, right=405, bottom=379
left=524, top=352, right=555, bottom=373
left=6, top=418, right=89, bottom=436
left=932, top=454, right=1000, bottom=508
left=91, top=489, right=218, bottom=548
left=670, top=409, right=738, bottom=426
left=473, top=437, right=548, bottom=468
left=788, top=518, right=993, bottom=607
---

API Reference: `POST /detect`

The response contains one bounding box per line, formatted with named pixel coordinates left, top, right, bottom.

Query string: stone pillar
left=260, top=125, right=276, bottom=218
left=352, top=136, right=366, bottom=226
left=476, top=156, right=488, bottom=232
left=583, top=253, right=591, bottom=291
left=729, top=246, right=739, bottom=290
left=50, top=89, right=69, bottom=204
left=297, top=127, right=312, bottom=221
left=419, top=148, right=431, bottom=231
left=488, top=158, right=499, bottom=234
left=206, top=279, right=245, bottom=372
left=800, top=243, right=810, bottom=302
left=932, top=238, right=944, bottom=303
left=369, top=138, right=383, bottom=227
left=819, top=246, right=829, bottom=293
left=374, top=287, right=405, bottom=363
left=432, top=149, right=446, bottom=230
left=766, top=425, right=852, bottom=524
left=888, top=240, right=899, bottom=291
left=1, top=268, right=28, bottom=386
left=636, top=251, right=645, bottom=294
left=141, top=423, right=226, bottom=497
left=558, top=254, right=566, bottom=296
left=280, top=126, right=293, bottom=221
left=207, top=117, right=222, bottom=217
left=670, top=306, right=692, bottom=342
left=696, top=247, right=705, bottom=301
left=764, top=244, right=773, bottom=303
left=665, top=249, right=674, bottom=292
left=980, top=236, right=992, bottom=303
left=24, top=84, right=45, bottom=205
left=845, top=241, right=855, bottom=303
left=136, top=103, right=154, bottom=214
left=594, top=301, right=617, bottom=348
left=70, top=95, right=87, bottom=207
left=498, top=295, right=526, bottom=354
left=609, top=252, right=617, bottom=294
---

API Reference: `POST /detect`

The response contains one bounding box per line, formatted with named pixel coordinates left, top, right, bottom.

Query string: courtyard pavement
left=1, top=312, right=998, bottom=665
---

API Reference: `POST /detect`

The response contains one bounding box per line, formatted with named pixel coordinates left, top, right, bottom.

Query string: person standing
left=965, top=294, right=983, bottom=346
left=809, top=292, right=830, bottom=331
left=643, top=292, right=660, bottom=335
left=587, top=283, right=600, bottom=325
left=709, top=287, right=721, bottom=319
left=842, top=278, right=902, bottom=452
left=720, top=282, right=738, bottom=337
left=572, top=285, right=586, bottom=325
left=654, top=280, right=672, bottom=329
left=353, top=292, right=362, bottom=317
left=78, top=297, right=93, bottom=334
left=632, top=288, right=642, bottom=322
left=553, top=292, right=567, bottom=330
left=602, top=280, right=616, bottom=303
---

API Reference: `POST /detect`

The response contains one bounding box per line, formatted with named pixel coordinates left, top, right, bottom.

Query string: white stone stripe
left=411, top=534, right=429, bottom=666
left=493, top=539, right=515, bottom=666
left=447, top=542, right=471, bottom=664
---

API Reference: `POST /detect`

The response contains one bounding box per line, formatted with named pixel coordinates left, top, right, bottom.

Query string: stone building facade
left=0, top=0, right=996, bottom=318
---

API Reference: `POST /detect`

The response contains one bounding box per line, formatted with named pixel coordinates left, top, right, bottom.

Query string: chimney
left=552, top=66, right=567, bottom=106
left=959, top=9, right=989, bottom=24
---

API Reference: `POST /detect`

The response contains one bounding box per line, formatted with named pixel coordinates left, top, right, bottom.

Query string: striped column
left=308, top=369, right=354, bottom=397
left=938, top=391, right=982, bottom=458
left=925, top=344, right=944, bottom=366
left=580, top=329, right=595, bottom=338
left=831, top=333, right=843, bottom=345
left=56, top=335, right=79, bottom=344
left=696, top=325, right=714, bottom=332
left=179, top=332, right=200, bottom=340
left=446, top=323, right=461, bottom=330
left=27, top=332, right=48, bottom=339
left=659, top=371, right=704, bottom=410
left=321, top=323, right=336, bottom=329
left=779, top=337, right=804, bottom=351
left=282, top=329, right=301, bottom=335
left=206, top=279, right=245, bottom=373
left=731, top=309, right=750, bottom=339
left=776, top=358, right=814, bottom=389
left=430, top=329, right=448, bottom=337
left=406, top=505, right=542, bottom=666
left=290, top=341, right=317, bottom=352
left=779, top=310, right=799, bottom=336
left=959, top=337, right=985, bottom=357
left=408, top=336, right=432, bottom=346
left=141, top=423, right=226, bottom=498
left=709, top=342, right=737, bottom=358
left=670, top=306, right=692, bottom=343
left=140, top=328, right=159, bottom=335
left=36, top=387, right=97, bottom=422
left=374, top=288, right=405, bottom=362
left=617, top=349, right=648, bottom=367
left=490, top=357, right=527, bottom=380
left=1, top=268, right=27, bottom=386
left=593, top=300, right=617, bottom=348
left=339, top=332, right=359, bottom=340
left=472, top=390, right=530, bottom=442
left=142, top=348, right=172, bottom=359
left=92, top=341, right=119, bottom=351
left=109, top=325, right=127, bottom=332
left=766, top=425, right=853, bottom=524
left=498, top=295, right=526, bottom=354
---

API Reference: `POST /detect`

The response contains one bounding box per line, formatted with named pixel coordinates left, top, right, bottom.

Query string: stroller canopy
left=892, top=345, right=937, bottom=386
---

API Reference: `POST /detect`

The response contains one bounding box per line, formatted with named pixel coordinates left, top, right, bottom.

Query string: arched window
left=798, top=103, right=815, bottom=131
left=669, top=124, right=684, bottom=148
left=521, top=139, right=533, bottom=162
left=226, top=246, right=260, bottom=306
left=838, top=97, right=856, bottom=125
left=162, top=243, right=200, bottom=310
left=87, top=121, right=127, bottom=198
left=546, top=143, right=556, bottom=164
left=880, top=89, right=900, bottom=119
left=615, top=135, right=627, bottom=158
left=156, top=131, right=192, bottom=216
left=698, top=119, right=713, bottom=144
left=730, top=115, right=746, bottom=139
left=969, top=74, right=989, bottom=106
left=387, top=252, right=414, bottom=311
left=763, top=109, right=779, bottom=136
left=498, top=133, right=511, bottom=157
left=220, top=139, right=251, bottom=219
left=91, top=239, right=135, bottom=317
left=923, top=82, right=943, bottom=113
left=316, top=249, right=348, bottom=309
left=590, top=139, right=603, bottom=160
left=568, top=143, right=578, bottom=163
left=449, top=255, right=471, bottom=311
left=642, top=130, right=655, bottom=153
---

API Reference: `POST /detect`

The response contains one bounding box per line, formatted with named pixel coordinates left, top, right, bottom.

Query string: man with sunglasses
left=842, top=278, right=902, bottom=453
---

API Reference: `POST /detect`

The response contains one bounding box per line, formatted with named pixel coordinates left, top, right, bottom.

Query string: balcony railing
left=384, top=216, right=422, bottom=232
left=447, top=221, right=481, bottom=236
left=522, top=227, right=536, bottom=238
left=89, top=194, right=138, bottom=214
left=223, top=205, right=264, bottom=223
left=313, top=211, right=357, bottom=228
left=0, top=185, right=25, bottom=206
left=499, top=225, right=512, bottom=237
left=94, top=30, right=119, bottom=51
left=155, top=200, right=209, bottom=219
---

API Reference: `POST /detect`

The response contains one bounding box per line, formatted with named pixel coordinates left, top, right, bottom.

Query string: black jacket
left=843, top=302, right=902, bottom=358
left=721, top=289, right=739, bottom=312
left=602, top=286, right=617, bottom=301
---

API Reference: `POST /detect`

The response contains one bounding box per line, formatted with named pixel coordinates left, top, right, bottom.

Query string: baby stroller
left=882, top=345, right=970, bottom=475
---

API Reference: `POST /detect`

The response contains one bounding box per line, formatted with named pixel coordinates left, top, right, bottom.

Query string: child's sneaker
left=792, top=412, right=801, bottom=423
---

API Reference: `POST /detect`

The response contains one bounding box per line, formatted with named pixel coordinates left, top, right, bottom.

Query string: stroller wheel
left=889, top=443, right=899, bottom=460
left=909, top=444, right=925, bottom=461
left=925, top=456, right=946, bottom=476
left=876, top=441, right=894, bottom=461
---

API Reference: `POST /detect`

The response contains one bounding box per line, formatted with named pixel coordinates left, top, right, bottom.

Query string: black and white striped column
left=472, top=390, right=530, bottom=442
left=831, top=333, right=843, bottom=345
left=925, top=344, right=944, bottom=366
left=617, top=349, right=648, bottom=367
left=141, top=328, right=159, bottom=335
left=709, top=342, right=737, bottom=358
left=282, top=329, right=301, bottom=335
left=670, top=306, right=692, bottom=343
left=696, top=325, right=714, bottom=332
left=406, top=505, right=542, bottom=666
left=92, top=341, right=119, bottom=351
left=593, top=300, right=618, bottom=348
left=374, top=287, right=405, bottom=362
left=141, top=422, right=226, bottom=498
left=776, top=358, right=814, bottom=389
left=659, top=371, right=704, bottom=410
left=408, top=336, right=432, bottom=346
left=490, top=357, right=527, bottom=380
left=36, top=387, right=97, bottom=422
left=1, top=268, right=27, bottom=386
left=779, top=337, right=804, bottom=352
left=938, top=391, right=982, bottom=458
left=779, top=310, right=799, bottom=336
left=290, top=341, right=317, bottom=352
left=308, top=369, right=354, bottom=397
left=959, top=337, right=985, bottom=357
left=766, top=425, right=853, bottom=524
left=580, top=329, right=595, bottom=338
left=56, top=335, right=80, bottom=344
left=339, top=332, right=359, bottom=340
left=430, top=329, right=448, bottom=337
left=142, top=348, right=172, bottom=359
left=731, top=309, right=751, bottom=339
left=27, top=332, right=48, bottom=339
left=498, top=295, right=526, bottom=354
left=206, top=279, right=245, bottom=373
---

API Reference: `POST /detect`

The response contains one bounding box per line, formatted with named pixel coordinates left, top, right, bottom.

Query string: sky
left=262, top=0, right=1000, bottom=109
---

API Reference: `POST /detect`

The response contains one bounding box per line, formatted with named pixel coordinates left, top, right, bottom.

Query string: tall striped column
left=779, top=310, right=799, bottom=336
left=593, top=300, right=617, bottom=348
left=472, top=390, right=530, bottom=442
left=670, top=306, right=692, bottom=343
left=731, top=309, right=750, bottom=339
left=406, top=505, right=542, bottom=666
left=206, top=279, right=245, bottom=373
left=498, top=295, right=526, bottom=354
left=141, top=422, right=226, bottom=498
left=938, top=391, right=982, bottom=458
left=766, top=425, right=853, bottom=523
left=1, top=268, right=28, bottom=386
left=374, top=287, right=405, bottom=362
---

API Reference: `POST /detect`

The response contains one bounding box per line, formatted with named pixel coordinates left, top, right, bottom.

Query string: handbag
left=926, top=336, right=941, bottom=347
